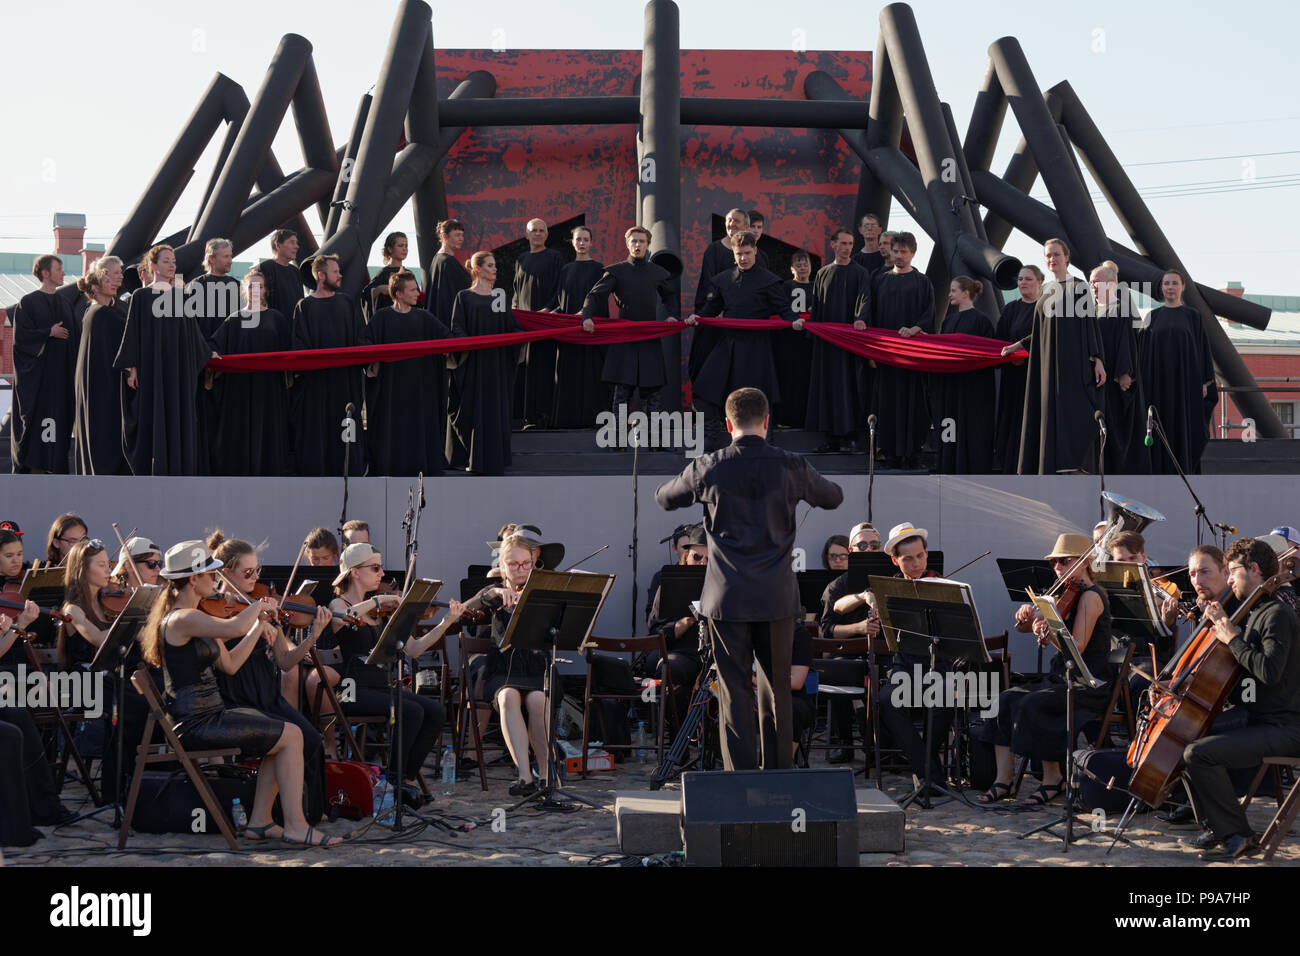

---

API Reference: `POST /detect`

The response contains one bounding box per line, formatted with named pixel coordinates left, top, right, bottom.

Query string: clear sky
left=3, top=0, right=1295, bottom=293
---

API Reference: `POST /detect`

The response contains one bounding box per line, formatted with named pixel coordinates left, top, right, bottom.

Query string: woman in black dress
left=979, top=533, right=1113, bottom=805
left=210, top=531, right=329, bottom=823
left=1090, top=260, right=1149, bottom=475
left=57, top=538, right=114, bottom=671
left=1139, top=269, right=1215, bottom=474
left=73, top=256, right=130, bottom=475
left=551, top=226, right=609, bottom=428
left=467, top=530, right=564, bottom=796
left=208, top=271, right=293, bottom=476
left=326, top=543, right=445, bottom=793
left=993, top=265, right=1041, bottom=473
left=932, top=276, right=996, bottom=474
left=361, top=231, right=421, bottom=322
left=140, top=540, right=339, bottom=846
left=446, top=252, right=521, bottom=475
left=776, top=251, right=815, bottom=428
left=870, top=232, right=934, bottom=469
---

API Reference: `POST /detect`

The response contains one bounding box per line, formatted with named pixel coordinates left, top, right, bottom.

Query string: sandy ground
left=4, top=746, right=1296, bottom=867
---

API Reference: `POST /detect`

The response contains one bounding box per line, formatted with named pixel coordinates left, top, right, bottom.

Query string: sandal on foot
left=978, top=782, right=1013, bottom=804
left=281, top=826, right=340, bottom=848
left=243, top=823, right=283, bottom=841
left=1023, top=782, right=1064, bottom=806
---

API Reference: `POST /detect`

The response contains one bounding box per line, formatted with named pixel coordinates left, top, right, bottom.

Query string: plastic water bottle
left=373, top=777, right=394, bottom=816
left=231, top=798, right=247, bottom=833
left=440, top=745, right=456, bottom=787
left=635, top=721, right=648, bottom=763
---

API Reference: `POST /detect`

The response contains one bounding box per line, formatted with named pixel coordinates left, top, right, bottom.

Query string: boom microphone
left=1145, top=406, right=1154, bottom=448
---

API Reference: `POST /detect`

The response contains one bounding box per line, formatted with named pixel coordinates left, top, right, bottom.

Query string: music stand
left=20, top=567, right=66, bottom=647
left=797, top=570, right=839, bottom=618
left=658, top=565, right=705, bottom=622
left=502, top=569, right=615, bottom=812
left=997, top=558, right=1057, bottom=673
left=71, top=585, right=164, bottom=827
left=846, top=551, right=944, bottom=593
left=1018, top=590, right=1109, bottom=850
left=363, top=578, right=452, bottom=834
left=1093, top=561, right=1173, bottom=647
left=870, top=575, right=989, bottom=809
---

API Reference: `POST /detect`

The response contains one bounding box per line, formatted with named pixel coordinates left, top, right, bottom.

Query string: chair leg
left=468, top=700, right=488, bottom=792
left=1010, top=755, right=1030, bottom=798
left=117, top=715, right=156, bottom=850
left=1260, top=779, right=1300, bottom=861
left=1241, top=764, right=1270, bottom=811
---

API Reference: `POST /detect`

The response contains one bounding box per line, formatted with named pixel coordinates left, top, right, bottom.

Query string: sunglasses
left=851, top=541, right=881, bottom=551
left=1048, top=557, right=1076, bottom=566
left=238, top=566, right=263, bottom=580
left=135, top=558, right=163, bottom=570
left=355, top=562, right=383, bottom=573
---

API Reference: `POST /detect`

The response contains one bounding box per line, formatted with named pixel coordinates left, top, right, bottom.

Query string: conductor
left=655, top=387, right=844, bottom=770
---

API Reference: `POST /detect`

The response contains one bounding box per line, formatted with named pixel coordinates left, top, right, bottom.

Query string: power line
left=1126, top=149, right=1300, bottom=168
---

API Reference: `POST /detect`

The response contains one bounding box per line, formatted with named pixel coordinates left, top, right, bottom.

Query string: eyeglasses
left=60, top=534, right=90, bottom=546
left=505, top=560, right=534, bottom=570
left=1048, top=557, right=1076, bottom=566
left=136, top=559, right=163, bottom=570
left=827, top=551, right=850, bottom=562
left=238, top=566, right=263, bottom=580
left=851, top=541, right=881, bottom=552
left=355, top=562, right=383, bottom=573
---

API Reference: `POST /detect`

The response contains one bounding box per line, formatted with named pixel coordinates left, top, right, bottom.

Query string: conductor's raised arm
left=654, top=459, right=702, bottom=511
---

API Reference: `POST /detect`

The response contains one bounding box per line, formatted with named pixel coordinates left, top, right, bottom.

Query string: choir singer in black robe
left=360, top=232, right=422, bottom=323
left=290, top=255, right=367, bottom=477
left=187, top=239, right=241, bottom=474
left=775, top=251, right=815, bottom=428
left=690, top=232, right=793, bottom=451
left=1140, top=269, right=1215, bottom=475
left=582, top=226, right=680, bottom=414
left=73, top=257, right=130, bottom=475
left=993, top=266, right=1041, bottom=474
left=428, top=219, right=470, bottom=325
left=1090, top=261, right=1148, bottom=475
left=551, top=225, right=609, bottom=428
left=447, top=252, right=520, bottom=476
left=803, top=229, right=871, bottom=452
left=853, top=212, right=885, bottom=273
left=257, top=229, right=309, bottom=318
left=933, top=277, right=995, bottom=474
left=513, top=219, right=566, bottom=428
left=1011, top=238, right=1106, bottom=475
left=365, top=270, right=450, bottom=476
left=870, top=233, right=933, bottom=468
left=208, top=271, right=292, bottom=476
left=113, top=244, right=212, bottom=476
left=10, top=254, right=76, bottom=473
left=690, top=208, right=752, bottom=383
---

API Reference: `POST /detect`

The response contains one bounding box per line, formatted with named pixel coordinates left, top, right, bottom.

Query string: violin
left=197, top=591, right=252, bottom=619
left=277, top=593, right=362, bottom=630
left=0, top=593, right=73, bottom=624
left=98, top=584, right=134, bottom=621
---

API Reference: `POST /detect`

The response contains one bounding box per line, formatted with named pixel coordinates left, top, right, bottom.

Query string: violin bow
left=946, top=550, right=992, bottom=578
left=562, top=544, right=609, bottom=572
left=279, top=543, right=307, bottom=613
left=111, top=523, right=145, bottom=588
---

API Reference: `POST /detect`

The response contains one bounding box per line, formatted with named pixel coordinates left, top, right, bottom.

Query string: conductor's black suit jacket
left=654, top=434, right=844, bottom=622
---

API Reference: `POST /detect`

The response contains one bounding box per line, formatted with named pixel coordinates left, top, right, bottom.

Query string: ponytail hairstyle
left=77, top=256, right=125, bottom=303
left=141, top=578, right=187, bottom=668
left=952, top=275, right=983, bottom=301
left=468, top=251, right=494, bottom=279
left=381, top=232, right=407, bottom=263
left=207, top=530, right=256, bottom=589
left=142, top=243, right=174, bottom=273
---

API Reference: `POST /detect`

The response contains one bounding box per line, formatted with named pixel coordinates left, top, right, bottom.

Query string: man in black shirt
left=1185, top=537, right=1300, bottom=860
left=646, top=525, right=709, bottom=730
left=655, top=388, right=843, bottom=770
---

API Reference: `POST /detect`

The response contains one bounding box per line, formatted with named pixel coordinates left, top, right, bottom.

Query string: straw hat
left=1044, top=533, right=1092, bottom=560
left=884, top=522, right=928, bottom=556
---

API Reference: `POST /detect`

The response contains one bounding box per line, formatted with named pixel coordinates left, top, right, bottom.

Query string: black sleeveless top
left=64, top=604, right=108, bottom=667
left=1049, top=582, right=1113, bottom=688
left=161, top=626, right=225, bottom=718
left=327, top=617, right=389, bottom=689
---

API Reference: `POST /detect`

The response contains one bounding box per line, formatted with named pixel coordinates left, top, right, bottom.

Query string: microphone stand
left=630, top=421, right=641, bottom=635
left=867, top=414, right=877, bottom=524
left=1148, top=406, right=1228, bottom=548
left=1095, top=411, right=1107, bottom=520
left=338, top=401, right=356, bottom=542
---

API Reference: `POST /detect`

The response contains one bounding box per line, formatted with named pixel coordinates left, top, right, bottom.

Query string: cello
left=1126, top=544, right=1300, bottom=808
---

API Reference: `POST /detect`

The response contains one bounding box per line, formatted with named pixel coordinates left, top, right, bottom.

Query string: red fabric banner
left=206, top=308, right=1025, bottom=374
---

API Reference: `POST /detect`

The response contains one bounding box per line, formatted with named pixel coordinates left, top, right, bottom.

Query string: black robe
left=1139, top=304, right=1215, bottom=475
left=290, top=294, right=367, bottom=476
left=870, top=269, right=934, bottom=459
left=932, top=308, right=995, bottom=474
left=361, top=265, right=424, bottom=323
left=113, top=286, right=211, bottom=476
left=9, top=289, right=76, bottom=473
left=805, top=262, right=872, bottom=438
left=513, top=248, right=566, bottom=423
left=775, top=279, right=815, bottom=428
left=583, top=257, right=679, bottom=389
left=186, top=274, right=241, bottom=474
left=73, top=300, right=130, bottom=475
left=853, top=249, right=885, bottom=274
left=366, top=305, right=449, bottom=476
left=257, top=259, right=308, bottom=318
left=1017, top=277, right=1104, bottom=475
left=689, top=240, right=737, bottom=382
left=693, top=265, right=792, bottom=408
left=427, top=251, right=469, bottom=325
left=446, top=289, right=519, bottom=475
left=1098, top=293, right=1149, bottom=475
left=552, top=259, right=609, bottom=427
left=208, top=308, right=293, bottom=476
left=994, top=298, right=1036, bottom=475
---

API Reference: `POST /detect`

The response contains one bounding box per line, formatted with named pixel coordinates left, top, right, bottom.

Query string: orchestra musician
left=458, top=529, right=566, bottom=796
left=981, top=533, right=1114, bottom=805
left=645, top=524, right=709, bottom=732
left=1183, top=537, right=1300, bottom=860
left=44, top=513, right=89, bottom=567
left=113, top=537, right=163, bottom=587
left=326, top=543, right=445, bottom=799
left=140, top=540, right=340, bottom=846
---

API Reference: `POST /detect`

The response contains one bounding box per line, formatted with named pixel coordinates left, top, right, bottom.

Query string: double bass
left=1126, top=545, right=1300, bottom=807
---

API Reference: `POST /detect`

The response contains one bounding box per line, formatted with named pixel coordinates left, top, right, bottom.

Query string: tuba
left=1091, top=492, right=1165, bottom=573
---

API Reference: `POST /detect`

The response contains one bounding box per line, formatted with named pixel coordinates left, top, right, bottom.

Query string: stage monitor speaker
left=680, top=768, right=858, bottom=867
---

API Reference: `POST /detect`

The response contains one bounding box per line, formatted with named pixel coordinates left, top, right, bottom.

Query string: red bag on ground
left=325, top=760, right=380, bottom=820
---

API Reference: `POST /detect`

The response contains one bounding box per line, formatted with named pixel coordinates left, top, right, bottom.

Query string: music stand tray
left=1093, top=561, right=1173, bottom=645
left=502, top=569, right=615, bottom=812
left=797, top=570, right=839, bottom=617
left=996, top=558, right=1057, bottom=602
left=657, top=565, right=705, bottom=623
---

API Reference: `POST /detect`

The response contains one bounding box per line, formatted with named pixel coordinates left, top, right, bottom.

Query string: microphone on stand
left=1145, top=406, right=1155, bottom=447
left=1094, top=409, right=1107, bottom=437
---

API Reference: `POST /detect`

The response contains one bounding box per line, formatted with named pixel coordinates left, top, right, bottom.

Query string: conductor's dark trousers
left=708, top=617, right=793, bottom=771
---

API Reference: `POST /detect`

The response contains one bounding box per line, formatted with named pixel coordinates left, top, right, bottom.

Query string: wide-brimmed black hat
left=493, top=524, right=564, bottom=571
